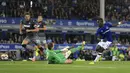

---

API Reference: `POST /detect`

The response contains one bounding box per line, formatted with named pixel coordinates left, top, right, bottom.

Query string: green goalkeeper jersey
left=46, top=45, right=83, bottom=64
left=46, top=49, right=66, bottom=64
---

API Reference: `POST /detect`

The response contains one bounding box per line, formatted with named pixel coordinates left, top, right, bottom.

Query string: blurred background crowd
left=0, top=32, right=130, bottom=45
left=0, top=0, right=130, bottom=21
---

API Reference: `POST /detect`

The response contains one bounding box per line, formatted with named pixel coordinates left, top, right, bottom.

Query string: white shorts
left=97, top=41, right=112, bottom=49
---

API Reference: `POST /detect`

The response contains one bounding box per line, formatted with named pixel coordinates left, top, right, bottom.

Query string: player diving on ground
left=46, top=41, right=86, bottom=64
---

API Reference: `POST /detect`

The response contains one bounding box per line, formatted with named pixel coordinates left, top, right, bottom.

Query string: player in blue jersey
left=89, top=18, right=123, bottom=64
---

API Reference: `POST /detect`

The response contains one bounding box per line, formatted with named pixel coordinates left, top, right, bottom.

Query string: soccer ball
left=1, top=54, right=8, bottom=60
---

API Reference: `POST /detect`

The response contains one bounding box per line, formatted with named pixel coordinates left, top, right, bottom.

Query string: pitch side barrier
left=0, top=44, right=128, bottom=51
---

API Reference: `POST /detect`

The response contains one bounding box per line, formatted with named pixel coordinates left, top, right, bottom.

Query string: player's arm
left=19, top=20, right=23, bottom=34
left=39, top=25, right=47, bottom=31
left=26, top=21, right=39, bottom=32
left=19, top=24, right=23, bottom=34
left=26, top=27, right=39, bottom=32
left=112, top=23, right=120, bottom=27
left=96, top=35, right=102, bottom=41
left=112, top=21, right=124, bottom=27
left=95, top=30, right=102, bottom=41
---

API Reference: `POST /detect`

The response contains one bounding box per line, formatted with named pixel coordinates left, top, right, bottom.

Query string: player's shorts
left=97, top=41, right=112, bottom=49
left=23, top=34, right=41, bottom=45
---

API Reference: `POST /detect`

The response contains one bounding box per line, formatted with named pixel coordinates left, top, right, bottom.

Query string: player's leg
left=21, top=36, right=29, bottom=49
left=31, top=35, right=44, bottom=54
left=30, top=35, right=45, bottom=61
left=94, top=41, right=111, bottom=62
left=61, top=46, right=69, bottom=52
left=22, top=36, right=34, bottom=61
left=89, top=45, right=104, bottom=64
left=29, top=46, right=39, bottom=62
left=21, top=36, right=36, bottom=50
left=37, top=45, right=44, bottom=55
left=37, top=33, right=47, bottom=54
left=112, top=56, right=117, bottom=61
left=94, top=45, right=104, bottom=62
left=64, top=41, right=85, bottom=59
left=21, top=36, right=37, bottom=51
left=89, top=41, right=112, bottom=64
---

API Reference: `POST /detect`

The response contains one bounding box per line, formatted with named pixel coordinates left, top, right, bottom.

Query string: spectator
left=46, top=37, right=52, bottom=43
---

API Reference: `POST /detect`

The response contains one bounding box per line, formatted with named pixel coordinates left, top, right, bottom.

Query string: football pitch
left=0, top=61, right=130, bottom=73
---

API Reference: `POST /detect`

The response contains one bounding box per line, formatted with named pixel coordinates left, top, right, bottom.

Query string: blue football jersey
left=96, top=22, right=113, bottom=42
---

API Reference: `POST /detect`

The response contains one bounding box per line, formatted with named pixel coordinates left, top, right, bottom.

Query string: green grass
left=0, top=61, right=130, bottom=73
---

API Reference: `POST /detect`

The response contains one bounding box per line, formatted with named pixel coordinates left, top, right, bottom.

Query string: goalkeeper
left=46, top=41, right=85, bottom=64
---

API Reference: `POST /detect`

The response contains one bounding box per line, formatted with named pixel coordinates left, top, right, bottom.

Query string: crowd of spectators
left=0, top=32, right=130, bottom=46
left=0, top=0, right=130, bottom=21
left=0, top=0, right=99, bottom=19
left=46, top=34, right=85, bottom=44
left=105, top=0, right=130, bottom=21
left=0, top=32, right=24, bottom=44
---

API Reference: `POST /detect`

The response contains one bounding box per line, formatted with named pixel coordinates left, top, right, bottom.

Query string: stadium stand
left=0, top=0, right=130, bottom=61
left=0, top=0, right=130, bottom=21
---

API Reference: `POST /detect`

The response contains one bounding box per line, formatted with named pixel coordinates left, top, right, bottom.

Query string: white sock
left=94, top=54, right=101, bottom=62
left=65, top=51, right=72, bottom=58
left=61, top=46, right=69, bottom=51
left=112, top=56, right=116, bottom=61
left=33, top=56, right=36, bottom=59
left=33, top=51, right=36, bottom=59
